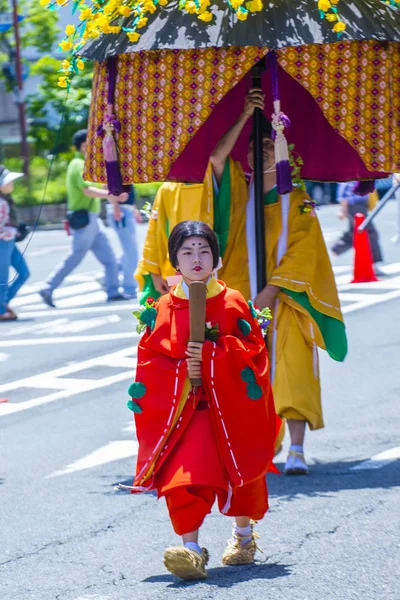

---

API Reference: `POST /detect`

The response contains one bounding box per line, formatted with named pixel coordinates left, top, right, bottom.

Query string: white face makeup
left=175, top=236, right=214, bottom=284
left=247, top=137, right=275, bottom=172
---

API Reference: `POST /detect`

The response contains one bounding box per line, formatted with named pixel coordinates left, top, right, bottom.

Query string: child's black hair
left=168, top=221, right=220, bottom=270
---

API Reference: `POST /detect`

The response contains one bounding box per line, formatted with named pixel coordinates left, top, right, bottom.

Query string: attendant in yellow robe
left=209, top=88, right=347, bottom=474
left=136, top=91, right=347, bottom=474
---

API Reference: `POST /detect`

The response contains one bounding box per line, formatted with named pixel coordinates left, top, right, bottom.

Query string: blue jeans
left=44, top=213, right=119, bottom=298
left=0, top=239, right=30, bottom=315
left=106, top=204, right=138, bottom=295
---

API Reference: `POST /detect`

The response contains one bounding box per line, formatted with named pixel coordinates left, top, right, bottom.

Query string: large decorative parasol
left=45, top=0, right=400, bottom=290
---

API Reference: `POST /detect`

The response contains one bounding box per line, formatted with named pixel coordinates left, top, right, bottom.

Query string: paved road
left=1, top=204, right=399, bottom=600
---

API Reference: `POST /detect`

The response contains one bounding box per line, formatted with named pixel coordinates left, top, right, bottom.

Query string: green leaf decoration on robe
left=141, top=307, right=157, bottom=330
left=127, top=400, right=143, bottom=414
left=237, top=318, right=252, bottom=336
left=241, top=367, right=256, bottom=383
left=247, top=300, right=257, bottom=319
left=247, top=382, right=263, bottom=400
left=128, top=382, right=146, bottom=399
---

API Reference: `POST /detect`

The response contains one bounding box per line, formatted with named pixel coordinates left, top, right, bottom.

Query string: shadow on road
left=144, top=561, right=291, bottom=588
left=269, top=459, right=400, bottom=500
left=101, top=461, right=400, bottom=502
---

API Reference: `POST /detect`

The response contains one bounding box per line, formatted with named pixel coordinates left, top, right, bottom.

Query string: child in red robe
left=124, top=220, right=279, bottom=580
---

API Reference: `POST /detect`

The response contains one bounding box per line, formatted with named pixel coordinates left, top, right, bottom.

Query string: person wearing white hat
left=0, top=165, right=30, bottom=321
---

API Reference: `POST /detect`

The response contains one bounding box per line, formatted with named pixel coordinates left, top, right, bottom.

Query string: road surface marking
left=15, top=303, right=139, bottom=319
left=0, top=371, right=135, bottom=417
left=332, top=265, right=352, bottom=274
left=47, top=440, right=139, bottom=478
left=0, top=353, right=10, bottom=362
left=25, top=290, right=110, bottom=310
left=2, top=315, right=121, bottom=337
left=0, top=346, right=137, bottom=393
left=351, top=447, right=400, bottom=470
left=11, top=281, right=101, bottom=308
left=3, top=318, right=69, bottom=336
left=338, top=292, right=382, bottom=303
left=123, top=421, right=135, bottom=432
left=0, top=331, right=138, bottom=347
left=342, top=288, right=400, bottom=314
left=339, top=276, right=400, bottom=291
left=0, top=346, right=137, bottom=417
left=27, top=244, right=70, bottom=257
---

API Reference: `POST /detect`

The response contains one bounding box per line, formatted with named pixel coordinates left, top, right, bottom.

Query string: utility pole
left=11, top=0, right=29, bottom=180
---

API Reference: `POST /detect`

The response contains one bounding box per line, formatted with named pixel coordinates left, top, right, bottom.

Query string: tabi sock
left=234, top=524, right=252, bottom=545
left=289, top=444, right=304, bottom=454
left=184, top=541, right=202, bottom=554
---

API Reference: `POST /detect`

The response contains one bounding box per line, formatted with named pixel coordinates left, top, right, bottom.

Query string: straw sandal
left=163, top=546, right=209, bottom=580
left=222, top=521, right=262, bottom=566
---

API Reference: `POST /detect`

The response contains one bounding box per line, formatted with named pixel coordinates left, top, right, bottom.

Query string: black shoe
left=39, top=289, right=56, bottom=308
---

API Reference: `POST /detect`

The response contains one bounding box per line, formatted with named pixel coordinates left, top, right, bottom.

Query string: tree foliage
left=0, top=0, right=92, bottom=154
left=28, top=55, right=93, bottom=154
left=0, top=0, right=59, bottom=55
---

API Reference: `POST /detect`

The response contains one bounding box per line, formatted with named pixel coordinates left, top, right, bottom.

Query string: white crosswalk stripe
left=0, top=346, right=137, bottom=416
left=350, top=447, right=400, bottom=471
left=47, top=439, right=139, bottom=478
left=11, top=281, right=102, bottom=308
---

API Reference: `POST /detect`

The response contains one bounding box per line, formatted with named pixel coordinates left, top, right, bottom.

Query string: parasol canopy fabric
left=80, top=0, right=400, bottom=60
left=83, top=40, right=400, bottom=184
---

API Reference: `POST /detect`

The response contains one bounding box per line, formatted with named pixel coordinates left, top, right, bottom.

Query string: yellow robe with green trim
left=202, top=159, right=347, bottom=430
left=136, top=161, right=346, bottom=431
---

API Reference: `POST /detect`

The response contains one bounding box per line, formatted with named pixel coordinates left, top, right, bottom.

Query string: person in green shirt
left=39, top=130, right=128, bottom=307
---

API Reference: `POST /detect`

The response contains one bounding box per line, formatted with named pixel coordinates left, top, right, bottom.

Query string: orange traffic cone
left=351, top=213, right=378, bottom=283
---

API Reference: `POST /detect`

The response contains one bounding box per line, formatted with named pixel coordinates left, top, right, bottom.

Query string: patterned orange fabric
left=84, top=41, right=400, bottom=183
left=84, top=46, right=268, bottom=184
left=278, top=40, right=400, bottom=174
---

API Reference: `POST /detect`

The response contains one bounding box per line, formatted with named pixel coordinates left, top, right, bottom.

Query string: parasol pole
left=251, top=57, right=267, bottom=294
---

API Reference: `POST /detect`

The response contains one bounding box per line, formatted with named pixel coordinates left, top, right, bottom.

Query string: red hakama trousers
left=155, top=401, right=269, bottom=535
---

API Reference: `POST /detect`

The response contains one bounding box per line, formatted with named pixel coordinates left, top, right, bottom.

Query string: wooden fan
left=188, top=281, right=207, bottom=388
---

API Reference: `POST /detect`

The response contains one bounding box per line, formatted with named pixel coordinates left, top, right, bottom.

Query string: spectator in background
left=39, top=129, right=128, bottom=308
left=375, top=175, right=400, bottom=245
left=331, top=181, right=384, bottom=276
left=0, top=166, right=30, bottom=321
left=106, top=185, right=141, bottom=299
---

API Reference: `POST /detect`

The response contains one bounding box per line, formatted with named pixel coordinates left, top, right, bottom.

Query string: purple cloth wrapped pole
left=96, top=56, right=126, bottom=196
left=269, top=52, right=293, bottom=195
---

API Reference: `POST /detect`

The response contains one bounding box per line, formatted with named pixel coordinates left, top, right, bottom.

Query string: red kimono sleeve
left=201, top=299, right=280, bottom=488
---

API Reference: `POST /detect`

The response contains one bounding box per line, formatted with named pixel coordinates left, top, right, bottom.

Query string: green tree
left=0, top=0, right=92, bottom=154
left=28, top=55, right=93, bottom=154
left=0, top=0, right=59, bottom=66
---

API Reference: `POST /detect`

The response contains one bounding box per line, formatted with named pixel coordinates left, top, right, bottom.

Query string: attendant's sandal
left=222, top=521, right=263, bottom=566
left=284, top=450, right=309, bottom=475
left=163, top=546, right=209, bottom=580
